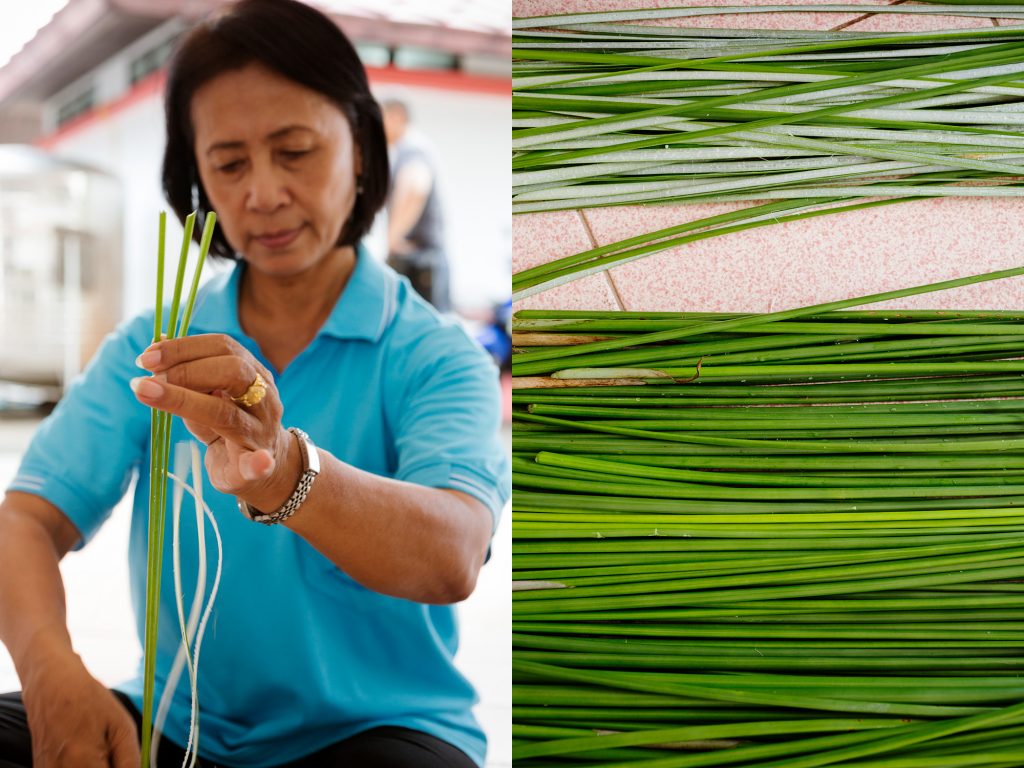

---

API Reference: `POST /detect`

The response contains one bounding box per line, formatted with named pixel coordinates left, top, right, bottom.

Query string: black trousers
left=0, top=690, right=476, bottom=767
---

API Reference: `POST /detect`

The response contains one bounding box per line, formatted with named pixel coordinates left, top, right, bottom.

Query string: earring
left=356, top=177, right=365, bottom=195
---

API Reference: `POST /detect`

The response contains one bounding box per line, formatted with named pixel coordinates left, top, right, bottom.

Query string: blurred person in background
left=382, top=99, right=451, bottom=313
left=0, top=1, right=506, bottom=766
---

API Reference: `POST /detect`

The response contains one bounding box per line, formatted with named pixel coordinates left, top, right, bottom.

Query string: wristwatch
left=238, top=427, right=320, bottom=525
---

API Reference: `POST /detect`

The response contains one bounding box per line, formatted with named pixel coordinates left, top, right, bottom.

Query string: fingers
left=131, top=376, right=263, bottom=450
left=136, top=334, right=277, bottom=414
left=132, top=332, right=281, bottom=444
left=137, top=333, right=253, bottom=374
left=132, top=333, right=285, bottom=488
left=107, top=715, right=140, bottom=768
left=152, top=354, right=261, bottom=401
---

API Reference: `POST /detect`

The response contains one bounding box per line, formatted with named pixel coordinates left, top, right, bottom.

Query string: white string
left=167, top=445, right=197, bottom=767
left=182, top=444, right=213, bottom=767
left=150, top=445, right=191, bottom=768
left=150, top=442, right=223, bottom=767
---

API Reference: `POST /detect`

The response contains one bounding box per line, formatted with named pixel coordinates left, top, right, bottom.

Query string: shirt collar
left=321, top=245, right=398, bottom=342
left=188, top=245, right=396, bottom=344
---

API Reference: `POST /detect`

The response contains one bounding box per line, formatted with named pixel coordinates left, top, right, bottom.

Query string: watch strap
left=238, top=427, right=320, bottom=525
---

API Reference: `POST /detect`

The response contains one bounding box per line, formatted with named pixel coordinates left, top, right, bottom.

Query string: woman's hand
left=22, top=651, right=138, bottom=767
left=131, top=334, right=296, bottom=508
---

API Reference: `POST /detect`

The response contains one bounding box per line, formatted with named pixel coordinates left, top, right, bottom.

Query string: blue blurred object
left=476, top=299, right=512, bottom=371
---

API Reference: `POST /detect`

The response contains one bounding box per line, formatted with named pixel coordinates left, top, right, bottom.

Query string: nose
left=245, top=157, right=290, bottom=213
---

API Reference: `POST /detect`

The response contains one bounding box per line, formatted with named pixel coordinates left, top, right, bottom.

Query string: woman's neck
left=238, top=245, right=357, bottom=370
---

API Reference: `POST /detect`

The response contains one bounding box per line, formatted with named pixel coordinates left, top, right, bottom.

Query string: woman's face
left=190, top=63, right=360, bottom=277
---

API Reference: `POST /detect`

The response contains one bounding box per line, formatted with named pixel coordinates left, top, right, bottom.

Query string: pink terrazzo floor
left=512, top=1, right=1024, bottom=313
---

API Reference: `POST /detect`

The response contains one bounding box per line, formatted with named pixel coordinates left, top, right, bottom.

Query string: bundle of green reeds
left=513, top=3, right=1024, bottom=299
left=512, top=266, right=1024, bottom=766
left=141, top=211, right=217, bottom=768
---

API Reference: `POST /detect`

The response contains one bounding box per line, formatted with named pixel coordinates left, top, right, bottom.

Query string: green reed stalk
left=140, top=211, right=216, bottom=768
left=514, top=262, right=1024, bottom=765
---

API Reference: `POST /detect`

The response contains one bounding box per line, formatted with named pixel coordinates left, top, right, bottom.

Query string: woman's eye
left=280, top=150, right=310, bottom=160
left=217, top=160, right=245, bottom=173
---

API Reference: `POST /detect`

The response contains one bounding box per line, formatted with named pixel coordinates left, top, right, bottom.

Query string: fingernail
left=136, top=349, right=161, bottom=369
left=130, top=377, right=164, bottom=398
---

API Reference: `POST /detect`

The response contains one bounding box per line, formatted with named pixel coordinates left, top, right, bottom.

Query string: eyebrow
left=205, top=125, right=314, bottom=155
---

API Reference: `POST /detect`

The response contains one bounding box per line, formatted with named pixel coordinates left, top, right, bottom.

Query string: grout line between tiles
left=830, top=13, right=874, bottom=32
left=830, top=0, right=907, bottom=33
left=576, top=208, right=626, bottom=310
left=604, top=269, right=627, bottom=311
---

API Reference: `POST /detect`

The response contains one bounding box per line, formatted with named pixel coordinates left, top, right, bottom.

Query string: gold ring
left=232, top=372, right=267, bottom=408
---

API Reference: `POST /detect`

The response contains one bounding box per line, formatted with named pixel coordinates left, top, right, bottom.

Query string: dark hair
left=162, top=0, right=388, bottom=259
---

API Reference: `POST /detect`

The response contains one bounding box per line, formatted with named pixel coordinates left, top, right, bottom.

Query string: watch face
left=238, top=499, right=260, bottom=520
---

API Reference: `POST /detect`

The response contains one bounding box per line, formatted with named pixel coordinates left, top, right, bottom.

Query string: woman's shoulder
left=381, top=277, right=488, bottom=370
left=102, top=310, right=161, bottom=356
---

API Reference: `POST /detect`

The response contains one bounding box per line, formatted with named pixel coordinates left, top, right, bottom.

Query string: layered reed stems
left=513, top=4, right=1024, bottom=299
left=140, top=212, right=216, bottom=768
left=512, top=264, right=1024, bottom=766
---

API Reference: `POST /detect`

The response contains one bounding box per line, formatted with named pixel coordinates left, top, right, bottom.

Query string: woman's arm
left=246, top=446, right=493, bottom=604
left=132, top=333, right=498, bottom=605
left=387, top=158, right=433, bottom=257
left=0, top=492, right=80, bottom=680
left=0, top=492, right=140, bottom=766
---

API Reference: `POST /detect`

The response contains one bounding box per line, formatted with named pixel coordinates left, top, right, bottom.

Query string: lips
left=253, top=226, right=303, bottom=249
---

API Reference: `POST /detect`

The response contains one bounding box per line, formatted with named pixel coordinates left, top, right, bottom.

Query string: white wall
left=46, top=79, right=510, bottom=322
left=372, top=84, right=511, bottom=309
left=45, top=93, right=176, bottom=321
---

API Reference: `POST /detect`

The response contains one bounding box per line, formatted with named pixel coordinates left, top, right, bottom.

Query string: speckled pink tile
left=513, top=0, right=878, bottom=31
left=512, top=210, right=621, bottom=311
left=843, top=7, right=1003, bottom=32
left=579, top=197, right=1024, bottom=312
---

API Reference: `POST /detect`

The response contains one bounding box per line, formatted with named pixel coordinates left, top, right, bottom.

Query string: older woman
left=0, top=1, right=507, bottom=766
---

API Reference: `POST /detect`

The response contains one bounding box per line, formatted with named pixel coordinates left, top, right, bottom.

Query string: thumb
left=239, top=448, right=276, bottom=481
left=108, top=718, right=141, bottom=768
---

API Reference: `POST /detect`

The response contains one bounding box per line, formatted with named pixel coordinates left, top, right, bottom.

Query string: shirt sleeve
left=5, top=315, right=153, bottom=548
left=389, top=322, right=510, bottom=532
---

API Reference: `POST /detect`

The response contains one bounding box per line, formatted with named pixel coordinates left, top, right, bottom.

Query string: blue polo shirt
left=8, top=251, right=509, bottom=766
